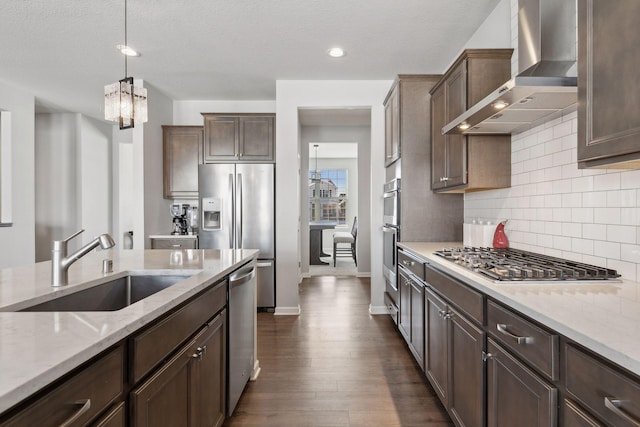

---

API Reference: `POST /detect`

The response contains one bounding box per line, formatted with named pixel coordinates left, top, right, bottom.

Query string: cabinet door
left=384, top=88, right=399, bottom=167
left=203, top=116, right=238, bottom=162
left=94, top=402, right=126, bottom=427
left=445, top=134, right=467, bottom=188
left=578, top=0, right=640, bottom=168
left=398, top=269, right=412, bottom=343
left=487, top=338, right=557, bottom=427
left=425, top=287, right=449, bottom=406
left=163, top=126, right=202, bottom=199
left=239, top=116, right=274, bottom=161
left=449, top=308, right=485, bottom=427
left=191, top=312, right=226, bottom=427
left=563, top=399, right=603, bottom=427
left=409, top=278, right=424, bottom=367
left=431, top=84, right=447, bottom=190
left=130, top=334, right=196, bottom=426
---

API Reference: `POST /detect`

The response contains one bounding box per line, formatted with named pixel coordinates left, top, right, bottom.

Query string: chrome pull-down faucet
left=51, top=229, right=116, bottom=287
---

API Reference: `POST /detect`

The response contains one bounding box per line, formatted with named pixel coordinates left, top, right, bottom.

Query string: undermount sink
left=20, top=274, right=193, bottom=312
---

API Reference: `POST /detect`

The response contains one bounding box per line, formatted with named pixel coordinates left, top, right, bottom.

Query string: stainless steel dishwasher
left=227, top=262, right=256, bottom=415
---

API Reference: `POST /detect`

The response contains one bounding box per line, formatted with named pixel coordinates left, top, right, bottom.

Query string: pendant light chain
left=124, top=0, right=128, bottom=78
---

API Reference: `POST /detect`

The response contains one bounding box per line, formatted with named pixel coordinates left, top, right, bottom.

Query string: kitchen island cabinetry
left=131, top=311, right=226, bottom=427
left=577, top=0, right=640, bottom=169
left=0, top=346, right=125, bottom=427
left=430, top=49, right=512, bottom=192
left=202, top=114, right=274, bottom=163
left=163, top=125, right=203, bottom=199
left=150, top=235, right=198, bottom=249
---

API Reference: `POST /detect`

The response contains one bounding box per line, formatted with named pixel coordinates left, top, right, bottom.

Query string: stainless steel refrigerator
left=198, top=164, right=275, bottom=308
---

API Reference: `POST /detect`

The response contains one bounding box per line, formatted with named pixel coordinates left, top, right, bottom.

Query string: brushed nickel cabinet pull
left=604, top=397, right=640, bottom=426
left=496, top=323, right=532, bottom=345
left=60, top=399, right=91, bottom=427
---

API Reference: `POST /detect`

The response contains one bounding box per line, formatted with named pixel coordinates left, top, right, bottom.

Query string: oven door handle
left=383, top=226, right=398, bottom=272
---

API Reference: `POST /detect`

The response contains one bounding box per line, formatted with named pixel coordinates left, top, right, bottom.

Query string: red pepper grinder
left=493, top=220, right=509, bottom=248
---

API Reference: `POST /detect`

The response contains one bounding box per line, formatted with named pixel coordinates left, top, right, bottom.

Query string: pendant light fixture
left=104, top=0, right=148, bottom=129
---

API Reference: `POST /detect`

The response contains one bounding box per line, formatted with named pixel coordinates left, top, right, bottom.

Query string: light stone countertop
left=0, top=248, right=258, bottom=413
left=398, top=242, right=640, bottom=377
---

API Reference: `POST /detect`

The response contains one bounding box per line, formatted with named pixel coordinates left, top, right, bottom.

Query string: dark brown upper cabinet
left=430, top=49, right=513, bottom=193
left=202, top=114, right=275, bottom=163
left=163, top=126, right=203, bottom=199
left=577, top=0, right=640, bottom=169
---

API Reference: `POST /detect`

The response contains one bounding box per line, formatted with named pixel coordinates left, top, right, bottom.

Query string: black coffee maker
left=170, top=204, right=189, bottom=235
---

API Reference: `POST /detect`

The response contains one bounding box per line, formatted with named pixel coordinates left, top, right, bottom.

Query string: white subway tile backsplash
left=464, top=100, right=640, bottom=281
left=607, top=225, right=637, bottom=244
left=594, top=241, right=621, bottom=259
left=583, top=224, right=607, bottom=240
left=621, top=170, right=640, bottom=189
left=562, top=222, right=582, bottom=238
left=552, top=208, right=572, bottom=222
left=571, top=176, right=594, bottom=192
left=583, top=191, right=608, bottom=208
left=621, top=244, right=640, bottom=264
left=594, top=208, right=621, bottom=225
left=594, top=173, right=621, bottom=191
left=571, top=208, right=594, bottom=223
left=571, top=238, right=593, bottom=255
left=562, top=193, right=582, bottom=208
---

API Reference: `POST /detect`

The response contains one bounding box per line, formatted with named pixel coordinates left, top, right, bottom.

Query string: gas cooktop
left=434, top=247, right=621, bottom=282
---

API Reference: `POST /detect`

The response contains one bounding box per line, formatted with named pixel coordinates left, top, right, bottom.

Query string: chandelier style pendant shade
left=104, top=0, right=148, bottom=129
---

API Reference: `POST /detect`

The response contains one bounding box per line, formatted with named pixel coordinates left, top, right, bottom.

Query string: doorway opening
left=298, top=107, right=371, bottom=278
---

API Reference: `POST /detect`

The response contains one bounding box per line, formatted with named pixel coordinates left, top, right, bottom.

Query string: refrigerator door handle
left=228, top=173, right=234, bottom=248
left=237, top=173, right=243, bottom=248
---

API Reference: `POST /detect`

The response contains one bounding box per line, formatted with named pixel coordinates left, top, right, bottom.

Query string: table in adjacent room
left=309, top=221, right=336, bottom=265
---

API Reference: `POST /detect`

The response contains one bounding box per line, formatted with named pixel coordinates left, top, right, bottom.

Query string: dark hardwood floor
left=224, top=275, right=453, bottom=427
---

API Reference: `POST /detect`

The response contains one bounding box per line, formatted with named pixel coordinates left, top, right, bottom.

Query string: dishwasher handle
left=229, top=264, right=256, bottom=288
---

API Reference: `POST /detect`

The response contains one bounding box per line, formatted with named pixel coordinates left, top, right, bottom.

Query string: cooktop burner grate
left=434, top=247, right=621, bottom=282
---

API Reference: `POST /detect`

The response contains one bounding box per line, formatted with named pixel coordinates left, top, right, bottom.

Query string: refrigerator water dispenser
left=202, top=197, right=222, bottom=230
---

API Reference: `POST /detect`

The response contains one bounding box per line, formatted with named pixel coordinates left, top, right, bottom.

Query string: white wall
left=142, top=83, right=174, bottom=245
left=35, top=113, right=113, bottom=261
left=0, top=81, right=35, bottom=268
left=275, top=80, right=391, bottom=315
left=173, top=100, right=276, bottom=125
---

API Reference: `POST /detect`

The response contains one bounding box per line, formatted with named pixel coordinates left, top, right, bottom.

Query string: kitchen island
left=0, top=248, right=259, bottom=419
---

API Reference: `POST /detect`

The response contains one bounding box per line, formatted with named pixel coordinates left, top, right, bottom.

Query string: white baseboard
left=356, top=272, right=371, bottom=278
left=274, top=305, right=301, bottom=315
left=369, top=304, right=389, bottom=315
left=251, top=359, right=261, bottom=381
left=302, top=272, right=311, bottom=278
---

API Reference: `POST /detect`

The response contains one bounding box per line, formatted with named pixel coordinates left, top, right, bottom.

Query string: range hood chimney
left=443, top=0, right=577, bottom=135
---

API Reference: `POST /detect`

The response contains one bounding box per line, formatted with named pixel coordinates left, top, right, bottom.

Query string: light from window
left=309, top=169, right=347, bottom=224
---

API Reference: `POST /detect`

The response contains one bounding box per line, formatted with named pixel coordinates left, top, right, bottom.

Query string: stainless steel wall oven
left=383, top=178, right=401, bottom=323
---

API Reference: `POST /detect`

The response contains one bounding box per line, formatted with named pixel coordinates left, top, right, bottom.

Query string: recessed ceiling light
left=458, top=123, right=470, bottom=130
left=327, top=47, right=346, bottom=58
left=116, top=44, right=140, bottom=57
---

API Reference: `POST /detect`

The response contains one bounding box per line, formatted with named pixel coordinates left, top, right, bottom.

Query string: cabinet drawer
left=151, top=238, right=197, bottom=249
left=487, top=300, right=559, bottom=381
left=566, top=343, right=640, bottom=427
left=563, top=399, right=603, bottom=427
left=94, top=402, right=126, bottom=427
left=2, top=345, right=124, bottom=427
left=398, top=250, right=424, bottom=280
left=130, top=279, right=226, bottom=383
left=425, top=265, right=483, bottom=323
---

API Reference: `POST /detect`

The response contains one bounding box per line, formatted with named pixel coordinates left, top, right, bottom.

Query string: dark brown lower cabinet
left=409, top=276, right=425, bottom=367
left=398, top=270, right=411, bottom=343
left=563, top=399, right=603, bottom=427
left=95, top=402, right=126, bottom=427
left=486, top=338, right=557, bottom=427
left=131, top=311, right=226, bottom=427
left=425, top=288, right=484, bottom=427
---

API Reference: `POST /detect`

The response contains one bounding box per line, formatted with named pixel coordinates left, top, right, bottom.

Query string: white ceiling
left=0, top=0, right=501, bottom=122
left=309, top=143, right=358, bottom=159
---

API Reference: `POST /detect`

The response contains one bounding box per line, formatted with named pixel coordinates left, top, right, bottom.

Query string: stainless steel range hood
left=443, top=0, right=577, bottom=135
